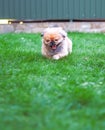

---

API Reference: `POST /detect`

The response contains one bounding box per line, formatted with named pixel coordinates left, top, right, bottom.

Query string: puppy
left=41, top=26, right=72, bottom=60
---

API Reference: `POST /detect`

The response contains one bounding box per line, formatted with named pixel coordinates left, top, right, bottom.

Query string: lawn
left=0, top=32, right=105, bottom=130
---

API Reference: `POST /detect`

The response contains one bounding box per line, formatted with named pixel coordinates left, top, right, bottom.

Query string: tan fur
left=41, top=27, right=72, bottom=60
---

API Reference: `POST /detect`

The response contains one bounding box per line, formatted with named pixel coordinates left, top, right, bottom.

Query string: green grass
left=0, top=32, right=105, bottom=130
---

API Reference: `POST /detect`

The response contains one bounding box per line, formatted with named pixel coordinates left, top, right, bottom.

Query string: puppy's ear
left=60, top=30, right=67, bottom=38
left=60, top=33, right=66, bottom=38
left=41, top=28, right=49, bottom=37
left=41, top=33, right=44, bottom=37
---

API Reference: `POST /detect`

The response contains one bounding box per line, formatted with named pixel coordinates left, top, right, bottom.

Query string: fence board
left=0, top=0, right=105, bottom=20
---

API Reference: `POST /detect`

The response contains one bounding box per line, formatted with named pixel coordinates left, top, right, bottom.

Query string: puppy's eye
left=46, top=39, right=50, bottom=43
left=54, top=39, right=58, bottom=42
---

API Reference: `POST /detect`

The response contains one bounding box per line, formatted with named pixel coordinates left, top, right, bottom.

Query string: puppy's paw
left=53, top=55, right=60, bottom=60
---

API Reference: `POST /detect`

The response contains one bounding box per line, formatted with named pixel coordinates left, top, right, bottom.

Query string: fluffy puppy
left=41, top=26, right=72, bottom=60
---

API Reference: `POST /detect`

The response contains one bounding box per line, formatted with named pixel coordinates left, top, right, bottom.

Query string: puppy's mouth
left=51, top=45, right=57, bottom=50
left=50, top=41, right=57, bottom=50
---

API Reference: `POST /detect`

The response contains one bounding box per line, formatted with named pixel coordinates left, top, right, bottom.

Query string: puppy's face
left=43, top=32, right=64, bottom=50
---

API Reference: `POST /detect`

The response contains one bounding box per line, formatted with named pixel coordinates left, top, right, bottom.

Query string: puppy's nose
left=50, top=41, right=55, bottom=47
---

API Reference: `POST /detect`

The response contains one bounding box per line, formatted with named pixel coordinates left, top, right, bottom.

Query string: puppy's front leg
left=53, top=53, right=68, bottom=60
left=53, top=55, right=60, bottom=60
